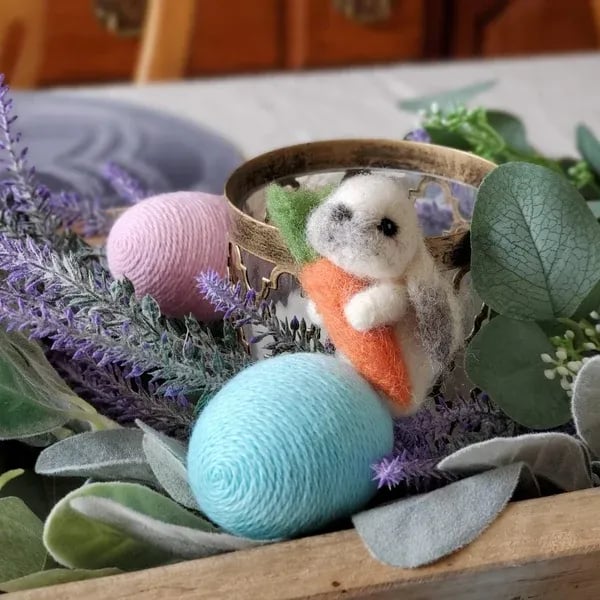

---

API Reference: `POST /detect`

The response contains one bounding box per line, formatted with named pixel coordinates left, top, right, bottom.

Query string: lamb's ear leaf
left=0, top=568, right=121, bottom=593
left=35, top=429, right=158, bottom=486
left=352, top=463, right=531, bottom=568
left=438, top=433, right=592, bottom=492
left=136, top=420, right=199, bottom=510
left=572, top=355, right=600, bottom=457
left=0, top=497, right=46, bottom=583
left=43, top=481, right=226, bottom=571
left=266, top=185, right=330, bottom=264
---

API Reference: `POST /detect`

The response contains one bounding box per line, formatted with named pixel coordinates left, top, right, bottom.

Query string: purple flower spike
left=415, top=199, right=454, bottom=236
left=404, top=128, right=431, bottom=143
left=102, top=161, right=149, bottom=204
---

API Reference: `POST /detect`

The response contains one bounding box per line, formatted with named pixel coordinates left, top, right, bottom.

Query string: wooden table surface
left=61, top=52, right=600, bottom=160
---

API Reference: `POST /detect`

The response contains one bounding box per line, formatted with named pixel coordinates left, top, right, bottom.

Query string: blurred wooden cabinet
left=5, top=0, right=600, bottom=87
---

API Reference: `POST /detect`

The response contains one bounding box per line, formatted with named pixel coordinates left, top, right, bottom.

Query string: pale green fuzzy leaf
left=0, top=568, right=120, bottom=593
left=71, top=496, right=262, bottom=560
left=577, top=124, right=600, bottom=177
left=438, top=433, right=592, bottom=492
left=466, top=315, right=570, bottom=429
left=136, top=421, right=199, bottom=510
left=398, top=80, right=496, bottom=112
left=43, top=482, right=217, bottom=571
left=36, top=429, right=158, bottom=485
left=353, top=463, right=530, bottom=568
left=572, top=355, right=600, bottom=457
left=0, top=497, right=47, bottom=583
left=0, top=330, right=116, bottom=439
left=471, top=162, right=600, bottom=320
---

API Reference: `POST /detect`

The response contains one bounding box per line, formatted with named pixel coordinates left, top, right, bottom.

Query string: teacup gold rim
left=224, top=139, right=496, bottom=272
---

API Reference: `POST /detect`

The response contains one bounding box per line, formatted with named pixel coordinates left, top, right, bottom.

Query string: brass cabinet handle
left=332, top=0, right=395, bottom=24
left=93, top=0, right=147, bottom=37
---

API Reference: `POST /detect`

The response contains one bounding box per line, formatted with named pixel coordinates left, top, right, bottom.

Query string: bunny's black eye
left=377, top=217, right=398, bottom=237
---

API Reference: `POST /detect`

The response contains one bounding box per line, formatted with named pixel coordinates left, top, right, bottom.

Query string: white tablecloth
left=62, top=52, right=600, bottom=160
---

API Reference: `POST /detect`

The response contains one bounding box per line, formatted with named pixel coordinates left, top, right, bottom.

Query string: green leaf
left=0, top=568, right=120, bottom=593
left=471, top=162, right=600, bottom=320
left=466, top=315, right=571, bottom=429
left=487, top=110, right=533, bottom=154
left=0, top=329, right=117, bottom=439
left=398, top=79, right=496, bottom=113
left=423, top=126, right=471, bottom=150
left=36, top=429, right=158, bottom=485
left=71, top=495, right=261, bottom=560
left=266, top=185, right=329, bottom=264
left=576, top=124, right=600, bottom=177
left=136, top=421, right=199, bottom=510
left=0, top=497, right=47, bottom=583
left=0, top=468, right=24, bottom=491
left=43, top=482, right=218, bottom=570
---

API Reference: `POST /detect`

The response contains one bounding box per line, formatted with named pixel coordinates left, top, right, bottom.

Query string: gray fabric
left=352, top=463, right=532, bottom=568
left=35, top=429, right=158, bottom=486
left=12, top=92, right=243, bottom=206
left=70, top=496, right=264, bottom=559
left=438, top=432, right=593, bottom=492
left=572, top=355, right=600, bottom=458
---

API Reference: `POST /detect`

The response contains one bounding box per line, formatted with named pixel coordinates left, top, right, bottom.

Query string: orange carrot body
left=300, top=257, right=412, bottom=409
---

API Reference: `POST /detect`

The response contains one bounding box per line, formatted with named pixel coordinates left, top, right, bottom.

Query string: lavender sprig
left=198, top=270, right=329, bottom=355
left=50, top=352, right=194, bottom=439
left=372, top=393, right=520, bottom=491
left=0, top=235, right=249, bottom=404
left=102, top=161, right=149, bottom=204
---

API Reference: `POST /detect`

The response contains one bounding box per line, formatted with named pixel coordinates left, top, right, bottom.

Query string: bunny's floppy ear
left=266, top=185, right=331, bottom=265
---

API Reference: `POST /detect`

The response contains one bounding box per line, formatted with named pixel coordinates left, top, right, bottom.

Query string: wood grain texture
left=0, top=0, right=45, bottom=88
left=451, top=0, right=599, bottom=57
left=187, top=0, right=285, bottom=74
left=8, top=488, right=600, bottom=599
left=135, top=0, right=196, bottom=82
left=284, top=0, right=426, bottom=68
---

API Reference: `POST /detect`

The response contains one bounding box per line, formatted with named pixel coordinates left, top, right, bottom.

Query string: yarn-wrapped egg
left=187, top=353, right=393, bottom=540
left=106, top=192, right=228, bottom=321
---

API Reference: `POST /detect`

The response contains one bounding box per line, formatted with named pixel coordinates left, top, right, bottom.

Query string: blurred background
left=2, top=0, right=600, bottom=89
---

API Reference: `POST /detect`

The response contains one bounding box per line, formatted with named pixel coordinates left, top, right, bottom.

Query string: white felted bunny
left=301, top=174, right=463, bottom=413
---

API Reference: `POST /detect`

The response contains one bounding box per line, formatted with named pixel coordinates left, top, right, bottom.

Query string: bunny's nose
left=331, top=204, right=353, bottom=222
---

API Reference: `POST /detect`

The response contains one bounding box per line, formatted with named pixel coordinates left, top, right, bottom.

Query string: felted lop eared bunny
left=299, top=174, right=463, bottom=413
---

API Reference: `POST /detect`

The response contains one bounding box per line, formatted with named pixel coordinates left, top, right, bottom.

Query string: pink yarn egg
left=106, top=191, right=229, bottom=321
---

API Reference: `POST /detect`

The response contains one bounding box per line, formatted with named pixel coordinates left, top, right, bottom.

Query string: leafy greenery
left=466, top=316, right=570, bottom=429
left=43, top=481, right=216, bottom=571
left=471, top=162, right=600, bottom=321
left=398, top=79, right=496, bottom=113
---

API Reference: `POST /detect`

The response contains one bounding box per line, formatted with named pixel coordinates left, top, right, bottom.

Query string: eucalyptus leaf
left=438, top=433, right=592, bottom=492
left=0, top=497, right=47, bottom=583
left=353, top=463, right=529, bottom=568
left=466, top=315, right=571, bottom=429
left=136, top=421, right=199, bottom=510
left=577, top=124, right=600, bottom=177
left=586, top=200, right=600, bottom=218
left=572, top=355, right=600, bottom=457
left=43, top=481, right=217, bottom=570
left=36, top=429, right=158, bottom=485
left=71, top=496, right=262, bottom=560
left=471, top=162, right=600, bottom=320
left=487, top=110, right=533, bottom=153
left=0, top=568, right=120, bottom=593
left=398, top=80, right=496, bottom=112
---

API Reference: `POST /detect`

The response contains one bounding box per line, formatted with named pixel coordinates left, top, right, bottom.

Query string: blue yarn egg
left=187, top=353, right=393, bottom=540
